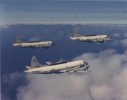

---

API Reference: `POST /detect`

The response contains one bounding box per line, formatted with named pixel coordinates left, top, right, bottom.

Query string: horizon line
left=1, top=23, right=127, bottom=28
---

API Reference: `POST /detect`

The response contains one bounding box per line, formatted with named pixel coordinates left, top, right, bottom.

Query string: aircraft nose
left=83, top=61, right=90, bottom=70
left=81, top=61, right=86, bottom=67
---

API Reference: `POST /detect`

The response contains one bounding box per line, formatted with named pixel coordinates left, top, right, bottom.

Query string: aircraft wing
left=60, top=66, right=87, bottom=73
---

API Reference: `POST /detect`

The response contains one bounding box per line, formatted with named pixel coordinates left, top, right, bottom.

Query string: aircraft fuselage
left=24, top=60, right=88, bottom=74
left=13, top=41, right=54, bottom=48
left=70, top=35, right=111, bottom=43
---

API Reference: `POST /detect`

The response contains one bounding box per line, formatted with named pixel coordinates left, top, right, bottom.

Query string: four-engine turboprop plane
left=70, top=32, right=111, bottom=43
left=24, top=56, right=90, bottom=74
left=13, top=37, right=55, bottom=48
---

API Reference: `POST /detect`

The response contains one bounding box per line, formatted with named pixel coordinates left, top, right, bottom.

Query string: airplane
left=24, top=56, right=90, bottom=74
left=13, top=37, right=55, bottom=48
left=70, top=32, right=111, bottom=43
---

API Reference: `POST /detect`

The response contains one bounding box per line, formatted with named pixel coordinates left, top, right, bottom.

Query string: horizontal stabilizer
left=25, top=66, right=31, bottom=69
left=74, top=32, right=81, bottom=37
left=16, top=36, right=22, bottom=43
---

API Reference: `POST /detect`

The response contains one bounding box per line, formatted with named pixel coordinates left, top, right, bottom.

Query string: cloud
left=110, top=33, right=121, bottom=46
left=112, top=33, right=121, bottom=38
left=123, top=32, right=127, bottom=38
left=90, top=84, right=114, bottom=100
left=113, top=69, right=127, bottom=100
left=111, top=32, right=127, bottom=47
left=16, top=74, right=91, bottom=100
left=15, top=47, right=127, bottom=100
left=1, top=72, right=27, bottom=100
left=121, top=39, right=127, bottom=47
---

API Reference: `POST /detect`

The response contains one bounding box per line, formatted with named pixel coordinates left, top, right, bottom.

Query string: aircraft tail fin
left=74, top=32, right=81, bottom=37
left=16, top=36, right=22, bottom=43
left=30, top=56, right=41, bottom=67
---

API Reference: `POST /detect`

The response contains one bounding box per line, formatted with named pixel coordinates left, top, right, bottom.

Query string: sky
left=0, top=0, right=127, bottom=25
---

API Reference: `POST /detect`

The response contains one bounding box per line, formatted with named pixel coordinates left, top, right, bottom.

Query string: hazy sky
left=0, top=0, right=127, bottom=25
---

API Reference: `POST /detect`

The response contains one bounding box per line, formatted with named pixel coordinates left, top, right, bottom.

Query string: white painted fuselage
left=24, top=60, right=89, bottom=74
left=13, top=41, right=54, bottom=48
left=70, top=35, right=111, bottom=43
